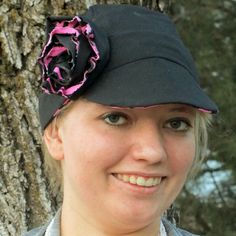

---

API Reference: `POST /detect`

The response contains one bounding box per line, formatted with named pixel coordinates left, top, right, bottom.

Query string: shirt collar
left=44, top=210, right=61, bottom=236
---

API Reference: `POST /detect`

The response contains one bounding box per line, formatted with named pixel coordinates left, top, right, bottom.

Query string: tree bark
left=0, top=0, right=167, bottom=235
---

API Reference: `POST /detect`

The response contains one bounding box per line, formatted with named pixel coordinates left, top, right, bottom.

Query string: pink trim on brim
left=102, top=104, right=213, bottom=113
left=198, top=108, right=211, bottom=113
left=53, top=98, right=70, bottom=117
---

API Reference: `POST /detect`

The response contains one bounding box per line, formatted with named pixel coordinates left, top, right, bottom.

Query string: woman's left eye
left=102, top=112, right=128, bottom=126
left=165, top=118, right=192, bottom=131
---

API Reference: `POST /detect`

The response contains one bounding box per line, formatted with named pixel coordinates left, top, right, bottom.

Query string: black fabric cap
left=39, top=4, right=218, bottom=130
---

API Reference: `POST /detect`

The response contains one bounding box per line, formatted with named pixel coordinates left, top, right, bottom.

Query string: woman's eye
left=165, top=118, right=192, bottom=131
left=103, top=112, right=128, bottom=126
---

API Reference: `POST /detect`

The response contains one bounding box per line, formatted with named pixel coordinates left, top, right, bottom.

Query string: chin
left=110, top=203, right=161, bottom=230
left=110, top=214, right=159, bottom=234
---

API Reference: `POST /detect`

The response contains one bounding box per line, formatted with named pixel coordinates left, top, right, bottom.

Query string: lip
left=111, top=173, right=165, bottom=196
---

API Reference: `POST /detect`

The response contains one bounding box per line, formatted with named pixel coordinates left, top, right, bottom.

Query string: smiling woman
left=23, top=4, right=217, bottom=236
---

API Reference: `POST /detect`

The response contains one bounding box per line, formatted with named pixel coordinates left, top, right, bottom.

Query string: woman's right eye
left=102, top=112, right=128, bottom=126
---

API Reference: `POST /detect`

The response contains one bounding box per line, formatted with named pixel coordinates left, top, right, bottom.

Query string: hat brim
left=83, top=58, right=218, bottom=113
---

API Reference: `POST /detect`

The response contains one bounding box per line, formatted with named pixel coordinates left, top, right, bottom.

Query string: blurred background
left=169, top=1, right=236, bottom=235
left=0, top=0, right=235, bottom=235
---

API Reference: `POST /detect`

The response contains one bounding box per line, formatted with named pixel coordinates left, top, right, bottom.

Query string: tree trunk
left=0, top=1, right=167, bottom=235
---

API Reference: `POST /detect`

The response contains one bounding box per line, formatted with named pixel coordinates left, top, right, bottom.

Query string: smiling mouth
left=113, top=174, right=162, bottom=187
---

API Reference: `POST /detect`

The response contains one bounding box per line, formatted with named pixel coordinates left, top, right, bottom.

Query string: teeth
left=136, top=177, right=145, bottom=186
left=130, top=176, right=136, bottom=184
left=116, top=174, right=161, bottom=187
left=145, top=178, right=154, bottom=187
left=123, top=175, right=129, bottom=182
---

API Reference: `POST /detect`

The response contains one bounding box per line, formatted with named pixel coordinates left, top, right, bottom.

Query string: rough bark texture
left=0, top=1, right=168, bottom=235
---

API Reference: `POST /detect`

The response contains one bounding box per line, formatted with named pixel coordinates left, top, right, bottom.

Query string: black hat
left=38, top=4, right=218, bottom=130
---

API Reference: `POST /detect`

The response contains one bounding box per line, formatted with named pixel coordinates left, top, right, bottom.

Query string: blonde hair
left=42, top=101, right=212, bottom=195
left=42, top=101, right=75, bottom=198
left=191, top=111, right=212, bottom=177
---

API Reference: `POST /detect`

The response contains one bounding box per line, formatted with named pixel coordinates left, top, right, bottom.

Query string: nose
left=129, top=121, right=167, bottom=164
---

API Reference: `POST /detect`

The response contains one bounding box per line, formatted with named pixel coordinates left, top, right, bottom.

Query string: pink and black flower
left=38, top=16, right=100, bottom=98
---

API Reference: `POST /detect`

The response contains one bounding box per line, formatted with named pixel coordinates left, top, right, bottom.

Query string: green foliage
left=169, top=0, right=236, bottom=235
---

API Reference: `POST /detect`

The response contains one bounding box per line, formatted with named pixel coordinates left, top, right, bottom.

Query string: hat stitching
left=103, top=56, right=197, bottom=82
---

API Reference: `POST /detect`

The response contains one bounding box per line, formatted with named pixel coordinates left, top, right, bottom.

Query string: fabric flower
left=38, top=16, right=100, bottom=98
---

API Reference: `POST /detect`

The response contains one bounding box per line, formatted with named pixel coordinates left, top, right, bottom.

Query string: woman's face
left=46, top=99, right=196, bottom=233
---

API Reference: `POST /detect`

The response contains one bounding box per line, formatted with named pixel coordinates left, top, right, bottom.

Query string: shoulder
left=177, top=228, right=199, bottom=236
left=22, top=225, right=47, bottom=236
left=162, top=218, right=200, bottom=236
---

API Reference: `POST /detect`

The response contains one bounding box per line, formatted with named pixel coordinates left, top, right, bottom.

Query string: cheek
left=61, top=126, right=130, bottom=200
left=167, top=135, right=195, bottom=176
left=62, top=125, right=129, bottom=173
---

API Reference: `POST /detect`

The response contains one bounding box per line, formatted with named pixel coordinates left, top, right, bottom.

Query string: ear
left=43, top=120, right=64, bottom=160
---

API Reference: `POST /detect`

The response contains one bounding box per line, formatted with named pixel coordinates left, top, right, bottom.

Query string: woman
left=24, top=4, right=218, bottom=236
